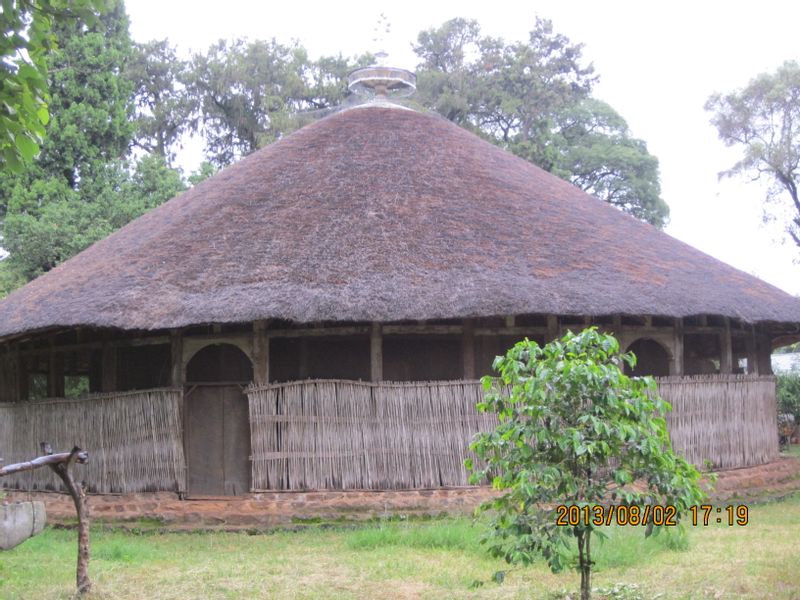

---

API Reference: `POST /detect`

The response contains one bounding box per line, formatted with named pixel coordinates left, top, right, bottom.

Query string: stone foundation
left=5, top=457, right=799, bottom=529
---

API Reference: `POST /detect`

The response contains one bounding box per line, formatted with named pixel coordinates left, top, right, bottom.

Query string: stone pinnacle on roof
left=347, top=51, right=416, bottom=99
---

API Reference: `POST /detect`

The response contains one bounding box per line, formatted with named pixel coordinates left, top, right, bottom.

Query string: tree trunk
left=581, top=530, right=592, bottom=600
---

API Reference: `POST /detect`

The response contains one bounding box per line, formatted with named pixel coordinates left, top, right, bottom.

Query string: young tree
left=414, top=18, right=669, bottom=228
left=706, top=61, right=800, bottom=250
left=468, top=328, right=705, bottom=600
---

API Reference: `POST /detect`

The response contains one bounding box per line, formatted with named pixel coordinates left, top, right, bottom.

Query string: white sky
left=127, top=0, right=800, bottom=295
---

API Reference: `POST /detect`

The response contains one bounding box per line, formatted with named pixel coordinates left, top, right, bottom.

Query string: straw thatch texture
left=0, top=389, right=185, bottom=493
left=1, top=105, right=800, bottom=341
left=660, top=374, right=778, bottom=469
left=247, top=380, right=496, bottom=491
left=248, top=375, right=778, bottom=491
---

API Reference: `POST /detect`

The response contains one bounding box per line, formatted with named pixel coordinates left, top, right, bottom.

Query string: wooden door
left=185, top=385, right=251, bottom=496
left=185, top=343, right=253, bottom=496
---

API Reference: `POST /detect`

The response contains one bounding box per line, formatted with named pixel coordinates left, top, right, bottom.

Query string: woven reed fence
left=247, top=380, right=497, bottom=491
left=248, top=375, right=778, bottom=491
left=0, top=388, right=185, bottom=493
left=659, top=374, right=778, bottom=469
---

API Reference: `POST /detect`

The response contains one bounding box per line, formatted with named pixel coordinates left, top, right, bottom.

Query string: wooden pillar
left=48, top=350, right=64, bottom=398
left=719, top=318, right=733, bottom=374
left=462, top=319, right=475, bottom=380
left=670, top=318, right=684, bottom=376
left=756, top=333, right=773, bottom=375
left=746, top=327, right=759, bottom=375
left=547, top=314, right=559, bottom=342
left=252, top=321, right=270, bottom=385
left=170, top=330, right=184, bottom=387
left=101, top=344, right=117, bottom=392
left=370, top=322, right=383, bottom=382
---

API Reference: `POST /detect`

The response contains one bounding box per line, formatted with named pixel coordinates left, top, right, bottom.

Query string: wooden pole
left=48, top=349, right=64, bottom=399
left=170, top=330, right=184, bottom=387
left=101, top=344, right=116, bottom=393
left=720, top=318, right=733, bottom=374
left=252, top=321, right=269, bottom=385
left=547, top=314, right=559, bottom=342
left=370, top=322, right=383, bottom=382
left=462, top=319, right=475, bottom=380
left=746, top=327, right=759, bottom=375
left=670, top=318, right=684, bottom=376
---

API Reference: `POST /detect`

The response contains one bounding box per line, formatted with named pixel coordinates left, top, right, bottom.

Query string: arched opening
left=625, top=338, right=671, bottom=377
left=185, top=344, right=253, bottom=496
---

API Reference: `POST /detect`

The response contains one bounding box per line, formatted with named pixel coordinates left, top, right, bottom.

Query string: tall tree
left=0, top=0, right=105, bottom=172
left=706, top=61, right=800, bottom=249
left=186, top=38, right=365, bottom=167
left=127, top=39, right=194, bottom=165
left=0, top=0, right=186, bottom=290
left=414, top=18, right=668, bottom=227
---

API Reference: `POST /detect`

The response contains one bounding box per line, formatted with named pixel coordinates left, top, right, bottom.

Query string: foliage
left=185, top=38, right=367, bottom=167
left=0, top=1, right=186, bottom=291
left=467, top=328, right=704, bottom=600
left=706, top=61, right=800, bottom=250
left=775, top=341, right=800, bottom=354
left=414, top=18, right=669, bottom=227
left=778, top=372, right=800, bottom=420
left=1, top=155, right=185, bottom=284
left=127, top=39, right=194, bottom=165
left=0, top=0, right=106, bottom=172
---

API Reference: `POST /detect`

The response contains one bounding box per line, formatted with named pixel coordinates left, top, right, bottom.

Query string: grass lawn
left=1, top=492, right=798, bottom=600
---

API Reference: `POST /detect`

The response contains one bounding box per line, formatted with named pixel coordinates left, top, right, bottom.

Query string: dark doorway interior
left=625, top=338, right=670, bottom=377
left=185, top=344, right=253, bottom=496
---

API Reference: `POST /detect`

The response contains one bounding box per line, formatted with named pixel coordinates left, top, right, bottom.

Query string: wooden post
left=670, top=318, right=684, bottom=376
left=756, top=333, right=773, bottom=375
left=462, top=319, right=475, bottom=380
left=370, top=322, right=383, bottom=382
left=746, top=327, right=759, bottom=375
left=720, top=318, right=733, bottom=374
left=101, top=344, right=116, bottom=393
left=547, top=314, right=559, bottom=342
left=170, top=330, right=184, bottom=387
left=40, top=443, right=91, bottom=595
left=48, top=350, right=64, bottom=398
left=252, top=321, right=270, bottom=385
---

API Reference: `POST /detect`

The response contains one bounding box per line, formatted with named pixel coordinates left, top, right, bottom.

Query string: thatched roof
left=1, top=104, right=799, bottom=339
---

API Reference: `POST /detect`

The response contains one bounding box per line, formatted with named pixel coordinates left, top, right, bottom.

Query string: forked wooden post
left=41, top=443, right=92, bottom=595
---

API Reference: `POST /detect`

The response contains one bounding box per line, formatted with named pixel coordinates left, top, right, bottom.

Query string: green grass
left=1, top=494, right=799, bottom=599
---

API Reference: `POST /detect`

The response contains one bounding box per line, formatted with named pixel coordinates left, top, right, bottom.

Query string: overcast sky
left=127, top=0, right=800, bottom=295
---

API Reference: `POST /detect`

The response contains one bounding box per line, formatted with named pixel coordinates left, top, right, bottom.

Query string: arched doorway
left=185, top=344, right=253, bottom=496
left=625, top=339, right=671, bottom=377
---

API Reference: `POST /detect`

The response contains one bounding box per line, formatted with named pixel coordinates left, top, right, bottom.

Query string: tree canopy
left=706, top=60, right=800, bottom=250
left=414, top=18, right=669, bottom=227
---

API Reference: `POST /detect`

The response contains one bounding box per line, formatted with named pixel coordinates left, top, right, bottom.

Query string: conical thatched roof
left=1, top=104, right=799, bottom=339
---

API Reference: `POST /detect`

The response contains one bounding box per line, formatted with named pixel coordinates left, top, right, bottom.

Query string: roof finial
left=348, top=13, right=416, bottom=100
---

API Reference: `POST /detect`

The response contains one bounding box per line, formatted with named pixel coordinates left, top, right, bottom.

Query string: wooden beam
left=475, top=326, right=548, bottom=337
left=266, top=326, right=371, bottom=338
left=504, top=315, right=516, bottom=328
left=252, top=321, right=269, bottom=385
left=670, top=318, right=684, bottom=375
left=462, top=319, right=475, bottom=380
left=719, top=318, right=733, bottom=374
left=101, top=344, right=117, bottom=393
left=370, top=322, right=383, bottom=382
left=170, top=330, right=184, bottom=387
